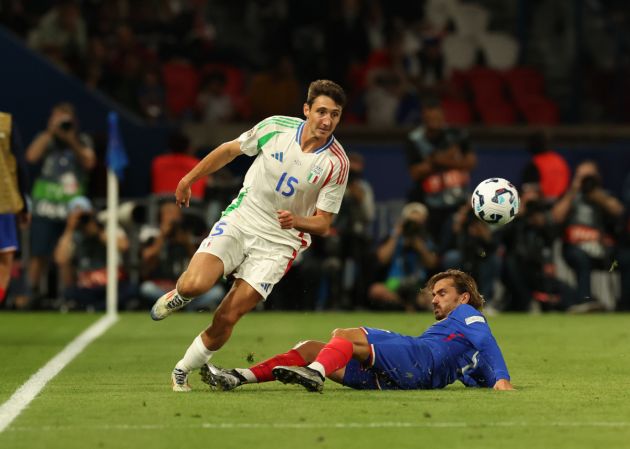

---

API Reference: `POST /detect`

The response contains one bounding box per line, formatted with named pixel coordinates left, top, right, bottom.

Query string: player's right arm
left=175, top=140, right=242, bottom=207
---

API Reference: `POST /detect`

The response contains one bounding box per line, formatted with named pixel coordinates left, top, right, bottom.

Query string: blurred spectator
left=521, top=131, right=571, bottom=202
left=501, top=191, right=579, bottom=312
left=27, top=0, right=87, bottom=72
left=54, top=197, right=132, bottom=311
left=406, top=98, right=476, bottom=242
left=363, top=68, right=420, bottom=125
left=0, top=111, right=30, bottom=307
left=137, top=67, right=167, bottom=121
left=410, top=35, right=447, bottom=97
left=248, top=55, right=301, bottom=120
left=368, top=202, right=438, bottom=312
left=333, top=152, right=376, bottom=309
left=324, top=0, right=370, bottom=85
left=81, top=36, right=111, bottom=92
left=151, top=131, right=207, bottom=200
left=440, top=206, right=501, bottom=304
left=0, top=0, right=36, bottom=39
left=554, top=161, right=624, bottom=307
left=138, top=202, right=225, bottom=311
left=25, top=102, right=96, bottom=300
left=196, top=70, right=235, bottom=123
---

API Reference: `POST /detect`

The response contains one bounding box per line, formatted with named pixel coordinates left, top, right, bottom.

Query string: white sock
left=235, top=368, right=257, bottom=383
left=175, top=335, right=214, bottom=373
left=175, top=287, right=193, bottom=302
left=306, top=362, right=325, bottom=378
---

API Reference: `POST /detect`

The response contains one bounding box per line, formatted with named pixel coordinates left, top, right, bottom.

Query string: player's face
left=431, top=278, right=469, bottom=320
left=303, top=95, right=342, bottom=141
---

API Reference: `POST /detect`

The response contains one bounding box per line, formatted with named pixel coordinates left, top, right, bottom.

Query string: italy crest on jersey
left=307, top=165, right=324, bottom=184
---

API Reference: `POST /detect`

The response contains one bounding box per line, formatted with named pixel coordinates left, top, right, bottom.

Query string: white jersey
left=221, top=115, right=349, bottom=250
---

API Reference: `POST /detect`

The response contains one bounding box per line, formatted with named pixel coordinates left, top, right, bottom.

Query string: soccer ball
left=471, top=178, right=519, bottom=227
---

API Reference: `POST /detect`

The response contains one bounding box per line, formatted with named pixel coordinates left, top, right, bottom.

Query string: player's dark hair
left=426, top=269, right=485, bottom=311
left=306, top=80, right=346, bottom=108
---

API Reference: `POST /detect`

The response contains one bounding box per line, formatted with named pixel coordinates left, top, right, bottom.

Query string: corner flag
left=106, top=112, right=128, bottom=179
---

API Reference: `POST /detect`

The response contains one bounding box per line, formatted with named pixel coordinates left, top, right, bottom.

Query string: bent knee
left=331, top=328, right=356, bottom=339
left=177, top=272, right=214, bottom=298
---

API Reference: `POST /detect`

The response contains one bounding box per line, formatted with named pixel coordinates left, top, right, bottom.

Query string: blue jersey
left=342, top=304, right=510, bottom=390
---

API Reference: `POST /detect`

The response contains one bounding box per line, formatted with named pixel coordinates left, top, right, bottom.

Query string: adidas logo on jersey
left=272, top=152, right=284, bottom=162
left=259, top=283, right=272, bottom=292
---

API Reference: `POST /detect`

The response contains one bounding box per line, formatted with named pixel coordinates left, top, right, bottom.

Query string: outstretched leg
left=273, top=327, right=370, bottom=392
left=172, top=279, right=262, bottom=391
left=201, top=340, right=325, bottom=390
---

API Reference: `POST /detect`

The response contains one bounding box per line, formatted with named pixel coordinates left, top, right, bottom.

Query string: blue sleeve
left=452, top=306, right=510, bottom=382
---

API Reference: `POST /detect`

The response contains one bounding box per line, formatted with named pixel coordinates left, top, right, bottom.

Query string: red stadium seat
left=518, top=96, right=559, bottom=125
left=468, top=66, right=505, bottom=104
left=503, top=67, right=545, bottom=97
left=441, top=98, right=473, bottom=124
left=476, top=100, right=517, bottom=125
left=162, top=60, right=200, bottom=118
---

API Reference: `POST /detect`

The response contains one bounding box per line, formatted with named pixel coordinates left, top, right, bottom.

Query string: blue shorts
left=0, top=214, right=18, bottom=252
left=30, top=216, right=66, bottom=257
left=342, top=327, right=433, bottom=390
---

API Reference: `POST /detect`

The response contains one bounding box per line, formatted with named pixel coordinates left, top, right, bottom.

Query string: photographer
left=139, top=202, right=225, bottom=311
left=441, top=205, right=501, bottom=304
left=54, top=197, right=131, bottom=310
left=502, top=195, right=579, bottom=312
left=406, top=98, right=476, bottom=243
left=368, top=202, right=438, bottom=312
left=25, top=102, right=95, bottom=299
left=553, top=161, right=624, bottom=305
left=333, top=152, right=375, bottom=309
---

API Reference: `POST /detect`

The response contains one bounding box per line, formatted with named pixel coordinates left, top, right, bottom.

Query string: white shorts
left=196, top=219, right=303, bottom=299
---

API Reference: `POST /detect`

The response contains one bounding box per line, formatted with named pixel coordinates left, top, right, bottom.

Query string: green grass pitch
left=1, top=311, right=629, bottom=449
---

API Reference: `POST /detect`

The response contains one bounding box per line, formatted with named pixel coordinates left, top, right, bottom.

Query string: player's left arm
left=277, top=208, right=333, bottom=236
left=456, top=310, right=513, bottom=389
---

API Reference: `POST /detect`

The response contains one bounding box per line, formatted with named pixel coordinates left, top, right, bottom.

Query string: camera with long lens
left=580, top=175, right=601, bottom=195
left=402, top=219, right=424, bottom=238
left=77, top=212, right=98, bottom=230
left=59, top=120, right=74, bottom=131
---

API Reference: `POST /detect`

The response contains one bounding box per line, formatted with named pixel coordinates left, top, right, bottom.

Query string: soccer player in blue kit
left=202, top=269, right=514, bottom=392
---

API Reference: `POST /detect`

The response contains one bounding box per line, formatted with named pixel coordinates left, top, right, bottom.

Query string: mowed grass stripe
left=0, top=313, right=101, bottom=403
left=0, top=312, right=629, bottom=449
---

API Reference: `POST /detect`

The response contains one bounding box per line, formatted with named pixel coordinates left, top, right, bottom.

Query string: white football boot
left=171, top=367, right=192, bottom=392
left=150, top=289, right=193, bottom=321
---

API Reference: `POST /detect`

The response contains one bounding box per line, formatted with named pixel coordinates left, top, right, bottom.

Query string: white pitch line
left=6, top=421, right=630, bottom=432
left=0, top=313, right=118, bottom=433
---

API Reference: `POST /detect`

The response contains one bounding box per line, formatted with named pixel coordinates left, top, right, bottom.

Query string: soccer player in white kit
left=150, top=80, right=349, bottom=391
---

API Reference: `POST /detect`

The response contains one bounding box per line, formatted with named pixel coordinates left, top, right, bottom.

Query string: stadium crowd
left=1, top=0, right=629, bottom=313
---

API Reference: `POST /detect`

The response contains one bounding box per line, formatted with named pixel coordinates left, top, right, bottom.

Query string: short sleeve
left=236, top=124, right=261, bottom=157
left=407, top=128, right=434, bottom=164
left=316, top=146, right=349, bottom=214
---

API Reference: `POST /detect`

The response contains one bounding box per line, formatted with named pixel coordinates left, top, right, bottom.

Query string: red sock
left=313, top=337, right=354, bottom=376
left=250, top=349, right=307, bottom=382
left=0, top=287, right=5, bottom=304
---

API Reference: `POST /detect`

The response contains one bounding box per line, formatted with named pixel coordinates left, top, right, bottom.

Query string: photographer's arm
left=588, top=189, right=624, bottom=217
left=64, top=131, right=96, bottom=170
left=376, top=229, right=401, bottom=264
left=409, top=159, right=434, bottom=181
left=431, top=145, right=477, bottom=170
left=25, top=131, right=53, bottom=163
left=99, top=228, right=129, bottom=253
left=54, top=214, right=79, bottom=265
left=551, top=187, right=578, bottom=224
left=412, top=238, right=439, bottom=269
